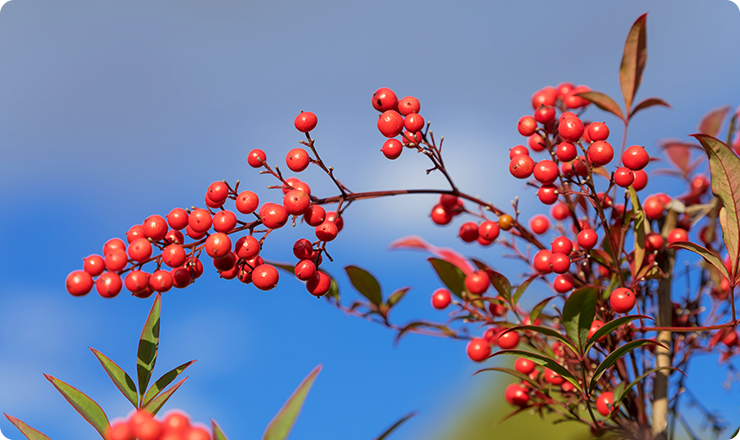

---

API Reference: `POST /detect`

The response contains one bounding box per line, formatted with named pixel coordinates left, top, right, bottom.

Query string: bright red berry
left=553, top=274, right=574, bottom=293
left=614, top=167, right=634, bottom=187
left=533, top=249, right=553, bottom=273
left=529, top=215, right=549, bottom=234
left=465, top=270, right=489, bottom=294
left=294, top=111, right=318, bottom=132
left=381, top=138, right=403, bottom=160
left=167, top=208, right=189, bottom=230
left=588, top=320, right=605, bottom=340
left=643, top=195, right=665, bottom=220
left=596, top=391, right=614, bottom=416
left=430, top=204, right=453, bottom=225
left=107, top=421, right=134, bottom=440
left=544, top=368, right=565, bottom=385
left=623, top=145, right=649, bottom=171
left=556, top=142, right=577, bottom=162
left=667, top=228, right=689, bottom=244
left=247, top=149, right=267, bottom=168
left=306, top=271, right=332, bottom=296
left=515, top=358, right=536, bottom=375
left=188, top=209, right=212, bottom=233
left=537, top=184, right=558, bottom=205
left=551, top=203, right=570, bottom=220
left=283, top=189, right=311, bottom=216
left=251, top=264, right=279, bottom=290
left=549, top=253, right=571, bottom=274
left=315, top=221, right=339, bottom=242
left=286, top=148, right=311, bottom=172
left=105, top=248, right=128, bottom=272
left=205, top=233, right=232, bottom=259
left=610, top=287, right=636, bottom=313
left=509, top=155, right=535, bottom=179
left=478, top=220, right=500, bottom=241
left=260, top=203, right=289, bottom=229
left=528, top=133, right=545, bottom=151
left=587, top=141, right=614, bottom=167
left=517, top=115, right=537, bottom=136
left=377, top=110, right=404, bottom=138
left=466, top=338, right=491, bottom=362
left=531, top=86, right=557, bottom=109
left=66, top=270, right=94, bottom=296
left=509, top=145, right=529, bottom=159
left=587, top=122, right=610, bottom=141
left=83, top=255, right=105, bottom=276
left=577, top=229, right=598, bottom=249
left=149, top=270, right=173, bottom=292
left=533, top=160, right=559, bottom=184
left=459, top=222, right=479, bottom=243
left=404, top=113, right=424, bottom=132
left=128, top=238, right=153, bottom=263
left=207, top=181, right=230, bottom=204
left=497, top=330, right=520, bottom=349
left=534, top=105, right=556, bottom=124
left=294, top=259, right=316, bottom=281
left=96, top=272, right=123, bottom=298
left=505, top=383, right=530, bottom=407
left=551, top=236, right=573, bottom=254
left=558, top=116, right=584, bottom=142
left=397, top=96, right=420, bottom=115
left=235, top=191, right=259, bottom=214
left=372, top=87, right=398, bottom=112
left=431, top=288, right=452, bottom=309
left=303, top=205, right=326, bottom=227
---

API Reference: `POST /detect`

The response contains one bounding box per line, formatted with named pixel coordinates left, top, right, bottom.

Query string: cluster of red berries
left=106, top=409, right=211, bottom=440
left=372, top=87, right=425, bottom=160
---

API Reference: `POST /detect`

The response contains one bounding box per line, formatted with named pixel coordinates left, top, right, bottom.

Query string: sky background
left=0, top=0, right=739, bottom=439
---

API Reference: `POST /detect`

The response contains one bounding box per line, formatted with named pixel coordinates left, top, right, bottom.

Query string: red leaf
left=619, top=13, right=648, bottom=113
left=698, top=106, right=731, bottom=137
left=389, top=235, right=473, bottom=274
left=576, top=91, right=624, bottom=121
left=630, top=97, right=671, bottom=119
left=658, top=140, right=698, bottom=175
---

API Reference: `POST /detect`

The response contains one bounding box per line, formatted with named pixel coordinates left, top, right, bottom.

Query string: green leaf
left=629, top=97, right=671, bottom=119
left=588, top=340, right=663, bottom=394
left=472, top=367, right=540, bottom=389
left=373, top=411, right=417, bottom=440
left=667, top=241, right=730, bottom=281
left=512, top=274, right=538, bottom=306
left=89, top=347, right=138, bottom=408
left=345, top=266, right=382, bottom=307
left=143, top=377, right=188, bottom=415
left=693, top=134, right=740, bottom=281
left=394, top=321, right=455, bottom=345
left=212, top=420, right=230, bottom=440
left=528, top=296, right=555, bottom=326
left=561, top=287, right=598, bottom=353
left=502, top=324, right=577, bottom=355
left=576, top=91, right=624, bottom=121
left=386, top=287, right=410, bottom=308
left=5, top=414, right=52, bottom=440
left=584, top=315, right=654, bottom=355
left=489, top=350, right=582, bottom=393
left=271, top=262, right=296, bottom=273
left=142, top=360, right=197, bottom=408
left=619, top=13, right=648, bottom=113
left=484, top=269, right=511, bottom=305
left=263, top=365, right=322, bottom=440
left=428, top=258, right=467, bottom=299
left=137, top=293, right=161, bottom=404
left=629, top=186, right=647, bottom=278
left=44, top=374, right=109, bottom=438
left=698, top=106, right=730, bottom=137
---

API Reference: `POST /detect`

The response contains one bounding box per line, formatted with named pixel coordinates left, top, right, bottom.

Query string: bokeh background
left=1, top=1, right=739, bottom=439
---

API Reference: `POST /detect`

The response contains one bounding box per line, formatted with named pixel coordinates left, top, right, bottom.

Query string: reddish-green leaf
left=619, top=13, right=648, bottom=112
left=658, top=141, right=700, bottom=175
left=394, top=321, right=455, bottom=345
left=576, top=91, right=624, bottom=121
left=698, top=106, right=731, bottom=137
left=472, top=367, right=540, bottom=389
left=484, top=269, right=511, bottom=305
left=137, top=294, right=161, bottom=404
left=489, top=350, right=582, bottom=393
left=528, top=295, right=555, bottom=325
left=90, top=347, right=138, bottom=408
left=630, top=97, right=671, bottom=119
left=512, top=274, right=538, bottom=306
left=584, top=315, right=654, bottom=355
left=345, top=266, right=382, bottom=306
left=143, top=377, right=188, bottom=415
left=263, top=365, right=322, bottom=440
left=503, top=324, right=577, bottom=355
left=373, top=411, right=417, bottom=440
left=629, top=186, right=648, bottom=279
left=5, top=414, right=52, bottom=440
left=667, top=241, right=729, bottom=281
left=428, top=257, right=467, bottom=299
left=142, top=360, right=197, bottom=408
left=694, top=134, right=740, bottom=281
left=44, top=374, right=109, bottom=438
left=561, top=287, right=598, bottom=353
left=212, top=420, right=230, bottom=440
left=386, top=287, right=410, bottom=308
left=588, top=339, right=664, bottom=394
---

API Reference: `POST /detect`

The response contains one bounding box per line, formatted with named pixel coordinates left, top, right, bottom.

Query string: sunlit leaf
left=576, top=91, right=624, bottom=121
left=630, top=97, right=671, bottom=119
left=386, top=287, right=410, bottom=308
left=263, top=365, right=322, bottom=440
left=484, top=269, right=511, bottom=306
left=588, top=340, right=664, bottom=393
left=489, top=350, right=582, bottom=393
left=90, top=348, right=138, bottom=408
left=619, top=13, right=648, bottom=112
left=44, top=374, right=109, bottom=438
left=345, top=266, right=382, bottom=306
left=698, top=106, right=730, bottom=137
left=5, top=414, right=52, bottom=440
left=584, top=315, right=654, bottom=355
left=428, top=258, right=467, bottom=299
left=629, top=186, right=648, bottom=279
left=137, top=293, right=161, bottom=404
left=212, top=420, right=230, bottom=440
left=502, top=324, right=577, bottom=354
left=143, top=377, right=188, bottom=415
left=372, top=411, right=417, bottom=440
left=561, top=287, right=598, bottom=353
left=142, top=360, right=197, bottom=408
left=390, top=236, right=474, bottom=274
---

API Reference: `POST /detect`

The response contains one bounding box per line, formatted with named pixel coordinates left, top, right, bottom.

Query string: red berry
left=551, top=236, right=573, bottom=254
left=397, top=96, right=420, bottom=115
left=537, top=184, right=558, bottom=205
left=233, top=236, right=259, bottom=260
left=534, top=105, right=556, bottom=124
left=286, top=148, right=311, bottom=172
left=614, top=167, right=635, bottom=187
left=509, top=155, right=535, bottom=179
left=430, top=204, right=453, bottom=225
left=205, top=233, right=232, bottom=259
left=478, top=220, right=500, bottom=241
left=306, top=271, right=332, bottom=296
left=185, top=426, right=211, bottom=440
left=372, top=87, right=398, bottom=112
left=509, top=145, right=529, bottom=159
left=293, top=239, right=313, bottom=260
left=643, top=195, right=665, bottom=220
left=96, top=272, right=123, bottom=298
left=533, top=160, right=559, bottom=184
left=632, top=169, right=648, bottom=191
left=459, top=222, right=479, bottom=243
left=556, top=82, right=575, bottom=98
left=556, top=142, right=577, bottom=162
left=587, top=122, right=610, bottom=141
left=207, top=181, right=230, bottom=204
left=149, top=270, right=173, bottom=292
left=283, top=189, right=311, bottom=216
left=596, top=391, right=614, bottom=416
left=325, top=211, right=344, bottom=232
left=105, top=248, right=129, bottom=272
left=235, top=191, right=259, bottom=214
left=125, top=270, right=151, bottom=294
left=260, top=203, right=289, bottom=229
left=558, top=116, right=584, bottom=142
left=211, top=210, right=236, bottom=233
left=528, top=133, right=545, bottom=151
left=186, top=225, right=205, bottom=240
left=667, top=228, right=689, bottom=244
left=404, top=113, right=424, bottom=132
left=107, top=421, right=134, bottom=440
left=205, top=192, right=224, bottom=209
left=515, top=358, right=536, bottom=375
left=294, top=111, right=318, bottom=133
left=553, top=274, right=574, bottom=293
left=252, top=264, right=279, bottom=290
left=381, top=139, right=403, bottom=160
left=431, top=288, right=452, bottom=309
left=128, top=238, right=153, bottom=263
left=533, top=249, right=553, bottom=274
left=577, top=229, right=598, bottom=249
left=466, top=338, right=491, bottom=362
left=610, top=287, right=636, bottom=313
left=505, top=383, right=530, bottom=407
left=300, top=205, right=325, bottom=227
left=517, top=115, right=537, bottom=136
left=465, top=270, right=489, bottom=294
left=103, top=238, right=126, bottom=256
left=377, top=110, right=404, bottom=138
left=188, top=209, right=212, bottom=233
left=497, top=330, right=520, bottom=349
left=294, top=259, right=316, bottom=281
left=529, top=215, right=549, bottom=234
left=316, top=221, right=338, bottom=242
left=66, top=270, right=94, bottom=296
left=126, top=224, right=146, bottom=243
left=588, top=320, right=605, bottom=340
left=531, top=86, right=557, bottom=109
left=544, top=368, right=565, bottom=385
left=247, top=149, right=267, bottom=168
left=162, top=411, right=190, bottom=432
left=213, top=251, right=237, bottom=272
left=549, top=253, right=571, bottom=274
left=83, top=255, right=105, bottom=276
left=401, top=130, right=422, bottom=146
left=587, top=141, right=614, bottom=167
left=623, top=145, right=649, bottom=171
left=167, top=208, right=189, bottom=230
left=551, top=203, right=570, bottom=221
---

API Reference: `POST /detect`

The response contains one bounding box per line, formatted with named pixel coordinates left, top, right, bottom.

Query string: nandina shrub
left=11, top=13, right=740, bottom=440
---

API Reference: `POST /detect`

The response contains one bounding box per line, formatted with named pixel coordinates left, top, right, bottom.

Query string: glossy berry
left=533, top=249, right=553, bottom=274
left=517, top=115, right=537, bottom=136
left=551, top=203, right=570, bottom=220
left=107, top=421, right=134, bottom=440
left=397, top=96, right=420, bottom=115
left=293, top=239, right=313, bottom=260
left=531, top=86, right=557, bottom=109
left=372, top=87, right=398, bottom=112
left=286, top=148, right=311, bottom=172
left=431, top=288, right=452, bottom=309
left=505, top=383, right=530, bottom=407
left=404, top=113, right=424, bottom=132
left=596, top=392, right=614, bottom=416
left=509, top=145, right=529, bottom=159
left=587, top=122, right=609, bottom=141
left=149, top=270, right=173, bottom=292
left=207, top=181, right=230, bottom=204
left=83, top=255, right=106, bottom=276
left=549, top=253, right=571, bottom=274
left=630, top=169, right=648, bottom=191
left=466, top=338, right=491, bottom=362
left=537, top=184, right=558, bottom=205
left=623, top=145, right=649, bottom=171
left=587, top=141, right=614, bottom=167
left=509, top=154, right=535, bottom=179
left=205, top=192, right=224, bottom=209
left=551, top=236, right=573, bottom=255
left=126, top=224, right=146, bottom=243
left=553, top=274, right=574, bottom=293
left=166, top=228, right=186, bottom=245
left=316, top=221, right=339, bottom=242
left=283, top=189, right=311, bottom=216
left=497, top=330, right=520, bottom=349
left=498, top=214, right=514, bottom=231
left=377, top=110, right=404, bottom=138
left=96, top=272, right=122, bottom=298
left=667, top=228, right=689, bottom=244
left=247, top=149, right=267, bottom=168
left=294, top=111, right=318, bottom=132
left=528, top=133, right=545, bottom=151
left=459, top=222, right=479, bottom=243
left=66, top=271, right=94, bottom=296
left=515, top=358, right=536, bottom=375
left=205, top=233, right=231, bottom=259
left=556, top=142, right=577, bottom=162
left=294, top=259, right=316, bottom=281
left=614, top=166, right=634, bottom=188
left=212, top=210, right=237, bottom=233
left=260, top=203, right=289, bottom=229
left=381, top=139, right=403, bottom=160
left=529, top=215, right=549, bottom=235
left=577, top=229, right=598, bottom=249
left=302, top=205, right=326, bottom=227
left=465, top=270, right=489, bottom=295
left=282, top=177, right=311, bottom=195
left=643, top=196, right=665, bottom=220
left=235, top=191, right=260, bottom=215
left=588, top=320, right=605, bottom=340
left=306, top=271, right=332, bottom=296
left=558, top=116, right=584, bottom=142
left=478, top=220, right=500, bottom=241
left=533, top=160, right=559, bottom=184
left=610, top=287, right=636, bottom=313
left=401, top=130, right=421, bottom=146
left=252, top=264, right=279, bottom=290
left=534, top=105, right=556, bottom=124
left=167, top=208, right=189, bottom=230
left=128, top=238, right=153, bottom=263
left=213, top=252, right=236, bottom=272
left=544, top=368, right=565, bottom=385
left=188, top=209, right=212, bottom=233
left=105, top=248, right=128, bottom=272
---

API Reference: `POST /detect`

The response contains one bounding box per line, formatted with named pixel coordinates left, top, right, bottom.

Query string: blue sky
left=0, top=1, right=739, bottom=439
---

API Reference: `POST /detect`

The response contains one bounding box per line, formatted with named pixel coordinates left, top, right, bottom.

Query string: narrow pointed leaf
left=619, top=13, right=648, bottom=112
left=5, top=414, right=52, bottom=440
left=142, top=360, right=197, bottom=408
left=137, top=293, right=161, bottom=403
left=212, top=420, right=230, bottom=440
left=601, top=367, right=683, bottom=425
left=630, top=97, right=671, bottom=119
left=428, top=257, right=467, bottom=298
left=386, top=287, right=410, bottom=308
left=44, top=374, right=109, bottom=438
left=528, top=296, right=555, bottom=326
left=588, top=340, right=664, bottom=393
left=561, top=287, right=598, bottom=353
left=489, top=350, right=582, bottom=392
left=667, top=241, right=729, bottom=281
left=472, top=367, right=540, bottom=388
left=693, top=134, right=740, bottom=280
left=584, top=315, right=654, bottom=355
left=512, top=274, right=539, bottom=306
left=345, top=266, right=382, bottom=306
left=576, top=91, right=624, bottom=121
left=502, top=324, right=577, bottom=354
left=698, top=106, right=730, bottom=137
left=629, top=186, right=647, bottom=278
left=271, top=262, right=296, bottom=273
left=483, top=269, right=511, bottom=305
left=373, top=411, right=417, bottom=440
left=90, top=347, right=138, bottom=407
left=263, top=365, right=322, bottom=440
left=143, top=377, right=188, bottom=415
